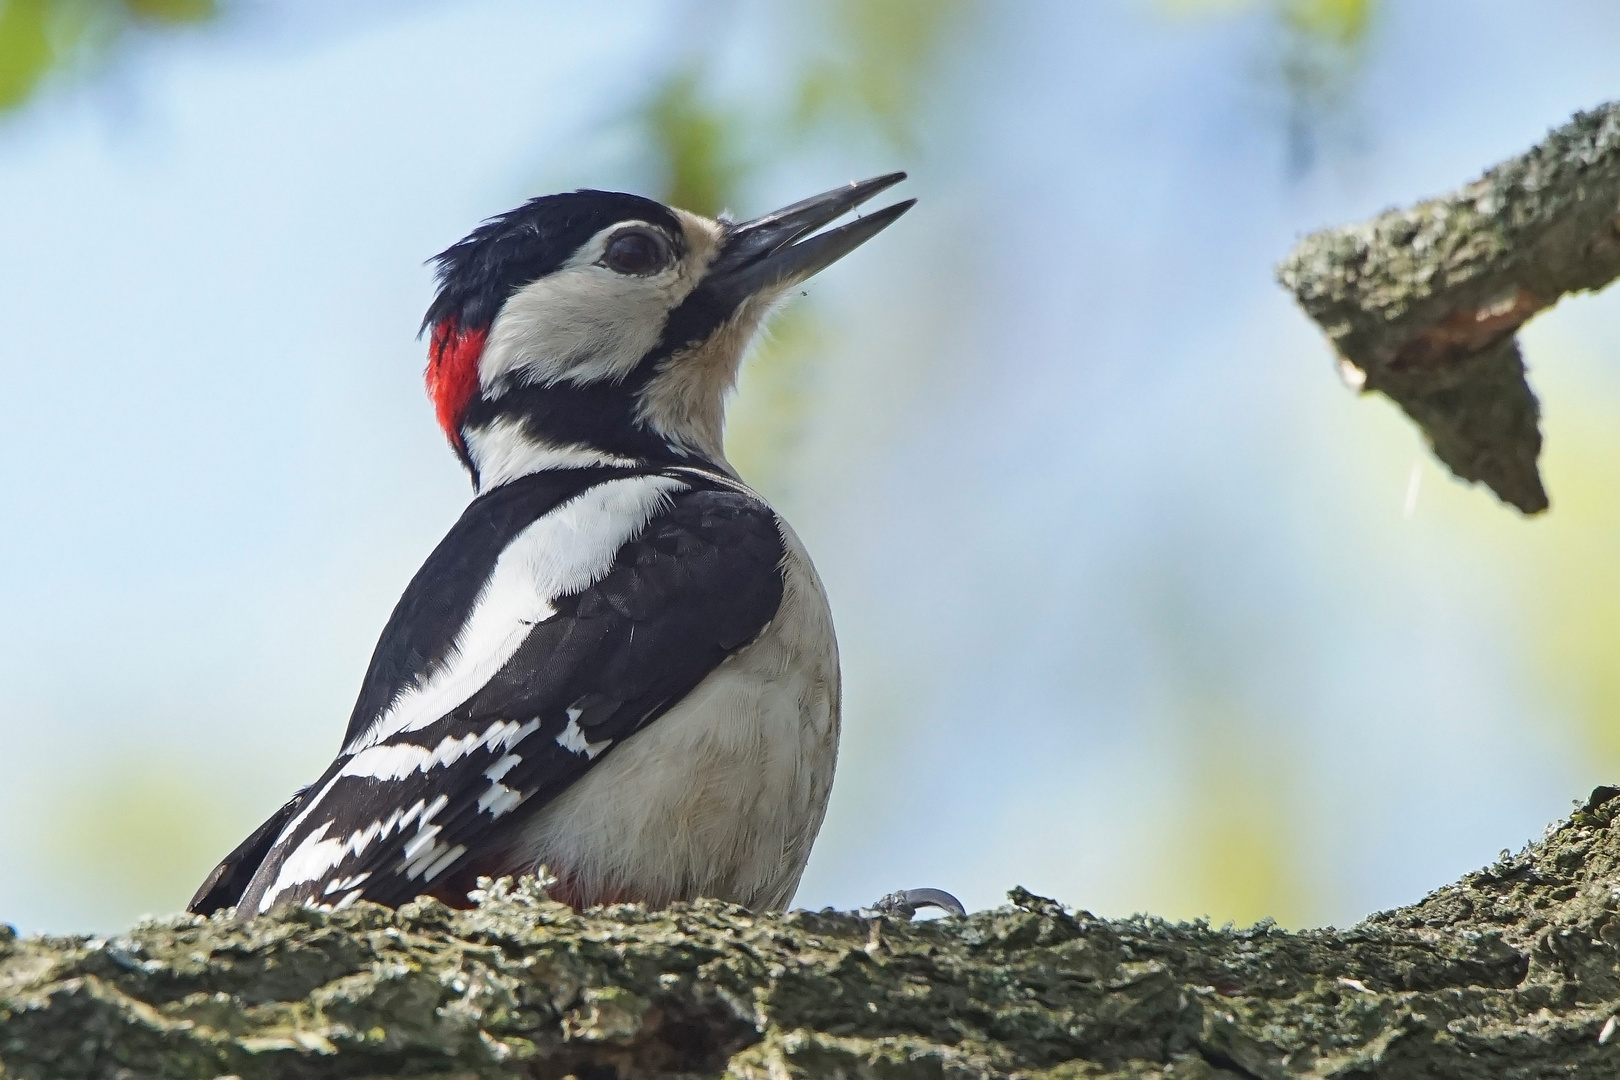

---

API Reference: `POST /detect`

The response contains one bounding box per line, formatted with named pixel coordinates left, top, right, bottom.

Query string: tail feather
left=187, top=789, right=307, bottom=916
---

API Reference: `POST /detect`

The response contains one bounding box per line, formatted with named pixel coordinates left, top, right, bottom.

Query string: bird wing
left=224, top=470, right=785, bottom=915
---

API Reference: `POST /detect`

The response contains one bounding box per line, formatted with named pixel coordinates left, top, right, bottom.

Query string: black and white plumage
left=189, top=174, right=914, bottom=916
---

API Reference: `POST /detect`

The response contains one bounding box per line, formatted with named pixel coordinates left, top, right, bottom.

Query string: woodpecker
left=188, top=174, right=914, bottom=917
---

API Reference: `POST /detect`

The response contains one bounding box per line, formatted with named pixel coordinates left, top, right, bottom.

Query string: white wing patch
left=343, top=474, right=686, bottom=756
left=264, top=718, right=540, bottom=884
left=556, top=714, right=612, bottom=760
left=485, top=753, right=521, bottom=781
left=339, top=718, right=539, bottom=782
left=406, top=841, right=467, bottom=882
left=260, top=793, right=451, bottom=912
left=477, top=781, right=524, bottom=819
left=476, top=752, right=526, bottom=819
left=322, top=872, right=372, bottom=896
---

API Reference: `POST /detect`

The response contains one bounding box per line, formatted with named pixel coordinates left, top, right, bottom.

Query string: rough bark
left=8, top=788, right=1620, bottom=1078
left=1278, top=101, right=1620, bottom=515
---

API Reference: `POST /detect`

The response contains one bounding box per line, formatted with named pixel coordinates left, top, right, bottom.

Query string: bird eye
left=602, top=229, right=671, bottom=275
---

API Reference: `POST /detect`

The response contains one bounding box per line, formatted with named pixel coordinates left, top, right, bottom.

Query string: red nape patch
left=425, top=319, right=488, bottom=450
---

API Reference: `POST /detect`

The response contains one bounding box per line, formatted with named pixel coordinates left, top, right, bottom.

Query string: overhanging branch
left=1278, top=102, right=1620, bottom=514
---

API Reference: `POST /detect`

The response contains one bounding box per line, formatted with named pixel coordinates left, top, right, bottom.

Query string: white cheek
left=480, top=267, right=683, bottom=391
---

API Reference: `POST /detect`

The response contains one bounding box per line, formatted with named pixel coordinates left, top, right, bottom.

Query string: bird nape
left=188, top=174, right=956, bottom=921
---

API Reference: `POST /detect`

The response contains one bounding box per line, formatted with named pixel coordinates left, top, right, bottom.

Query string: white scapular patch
left=556, top=715, right=612, bottom=759
left=342, top=474, right=687, bottom=757
left=464, top=416, right=638, bottom=492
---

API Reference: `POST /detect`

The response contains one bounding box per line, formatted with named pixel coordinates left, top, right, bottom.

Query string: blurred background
left=1, top=0, right=1619, bottom=935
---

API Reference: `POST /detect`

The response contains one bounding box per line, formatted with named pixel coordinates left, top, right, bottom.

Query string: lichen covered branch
left=1278, top=102, right=1620, bottom=514
left=8, top=788, right=1620, bottom=1078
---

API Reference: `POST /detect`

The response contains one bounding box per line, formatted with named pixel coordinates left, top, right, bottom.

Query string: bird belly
left=509, top=524, right=840, bottom=910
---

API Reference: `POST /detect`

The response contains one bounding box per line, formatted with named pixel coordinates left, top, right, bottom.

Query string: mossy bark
left=9, top=788, right=1620, bottom=1079
left=1278, top=101, right=1620, bottom=515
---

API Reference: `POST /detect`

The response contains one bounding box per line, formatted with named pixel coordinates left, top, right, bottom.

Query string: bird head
left=422, top=173, right=914, bottom=489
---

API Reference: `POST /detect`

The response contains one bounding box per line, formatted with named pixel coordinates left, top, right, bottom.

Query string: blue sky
left=3, top=0, right=1620, bottom=934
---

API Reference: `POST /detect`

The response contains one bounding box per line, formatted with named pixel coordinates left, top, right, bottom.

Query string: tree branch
left=1278, top=102, right=1620, bottom=514
left=7, top=787, right=1620, bottom=1078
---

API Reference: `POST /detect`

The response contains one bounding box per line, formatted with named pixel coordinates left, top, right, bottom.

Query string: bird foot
left=865, top=887, right=966, bottom=920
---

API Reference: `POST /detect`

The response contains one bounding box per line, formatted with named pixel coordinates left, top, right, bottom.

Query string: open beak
left=708, top=173, right=914, bottom=302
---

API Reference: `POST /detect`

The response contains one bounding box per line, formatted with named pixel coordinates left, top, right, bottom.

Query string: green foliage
left=1168, top=0, right=1378, bottom=44
left=1454, top=338, right=1620, bottom=776
left=124, top=0, right=213, bottom=22
left=643, top=69, right=744, bottom=219
left=0, top=0, right=214, bottom=113
left=633, top=0, right=969, bottom=208
left=1160, top=720, right=1312, bottom=928
left=0, top=0, right=56, bottom=110
left=1527, top=386, right=1620, bottom=769
left=1279, top=0, right=1375, bottom=45
left=789, top=0, right=967, bottom=149
left=34, top=755, right=252, bottom=924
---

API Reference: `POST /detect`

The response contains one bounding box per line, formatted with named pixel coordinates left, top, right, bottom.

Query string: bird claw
left=866, top=887, right=966, bottom=921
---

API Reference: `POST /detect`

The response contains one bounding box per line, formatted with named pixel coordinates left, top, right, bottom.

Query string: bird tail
left=186, top=789, right=307, bottom=916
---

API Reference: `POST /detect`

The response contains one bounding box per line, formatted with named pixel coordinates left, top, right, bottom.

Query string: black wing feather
left=228, top=480, right=783, bottom=914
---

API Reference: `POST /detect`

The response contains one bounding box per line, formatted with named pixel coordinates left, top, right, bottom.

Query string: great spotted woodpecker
left=188, top=174, right=914, bottom=916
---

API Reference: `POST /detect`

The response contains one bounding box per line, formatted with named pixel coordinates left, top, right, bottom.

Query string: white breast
left=509, top=516, right=840, bottom=910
